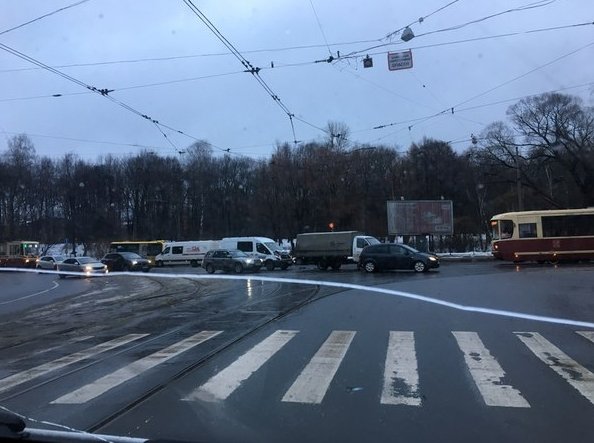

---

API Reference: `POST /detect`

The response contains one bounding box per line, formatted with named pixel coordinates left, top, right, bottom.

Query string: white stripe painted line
left=282, top=330, right=356, bottom=404
left=0, top=334, right=147, bottom=394
left=516, top=332, right=594, bottom=405
left=0, top=280, right=59, bottom=305
left=3, top=269, right=594, bottom=329
left=381, top=331, right=421, bottom=406
left=184, top=330, right=298, bottom=402
left=453, top=331, right=529, bottom=408
left=577, top=331, right=594, bottom=344
left=6, top=336, right=94, bottom=366
left=52, top=331, right=222, bottom=404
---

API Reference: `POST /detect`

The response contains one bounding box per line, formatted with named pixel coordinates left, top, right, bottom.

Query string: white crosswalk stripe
left=183, top=330, right=298, bottom=402
left=282, top=330, right=356, bottom=404
left=515, top=332, right=594, bottom=405
left=51, top=331, right=222, bottom=404
left=380, top=331, right=421, bottom=406
left=4, top=329, right=594, bottom=408
left=0, top=334, right=147, bottom=394
left=453, top=331, right=529, bottom=408
left=577, top=331, right=594, bottom=344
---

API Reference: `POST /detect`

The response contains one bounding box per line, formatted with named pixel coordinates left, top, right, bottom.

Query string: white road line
left=516, top=332, right=594, bottom=405
left=52, top=331, right=222, bottom=404
left=452, top=331, right=529, bottom=408
left=184, top=330, right=298, bottom=402
left=282, top=330, right=356, bottom=404
left=577, top=331, right=594, bottom=344
left=6, top=336, right=94, bottom=366
left=0, top=334, right=147, bottom=394
left=4, top=269, right=594, bottom=329
left=0, top=280, right=59, bottom=305
left=381, top=331, right=421, bottom=406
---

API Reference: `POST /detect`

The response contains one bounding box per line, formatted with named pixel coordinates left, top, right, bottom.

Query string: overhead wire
left=0, top=42, right=244, bottom=155
left=0, top=39, right=384, bottom=74
left=0, top=131, right=169, bottom=150
left=384, top=0, right=462, bottom=41
left=182, top=0, right=329, bottom=144
left=359, top=39, right=594, bottom=135
left=343, top=0, right=556, bottom=60
left=0, top=70, right=245, bottom=103
left=308, top=0, right=333, bottom=56
left=0, top=0, right=92, bottom=36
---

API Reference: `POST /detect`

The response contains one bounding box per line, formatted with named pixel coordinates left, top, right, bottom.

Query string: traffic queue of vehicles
left=2, top=232, right=442, bottom=276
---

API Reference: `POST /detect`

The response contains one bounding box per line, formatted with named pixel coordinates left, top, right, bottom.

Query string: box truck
left=292, top=231, right=379, bottom=270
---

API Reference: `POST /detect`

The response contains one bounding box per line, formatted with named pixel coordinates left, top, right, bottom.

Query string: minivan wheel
left=265, top=260, right=275, bottom=271
left=364, top=260, right=376, bottom=273
left=234, top=263, right=243, bottom=274
left=413, top=261, right=426, bottom=273
left=156, top=260, right=163, bottom=267
left=205, top=264, right=215, bottom=274
left=190, top=260, right=198, bottom=268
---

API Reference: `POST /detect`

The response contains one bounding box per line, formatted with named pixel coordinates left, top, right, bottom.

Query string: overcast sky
left=1, top=0, right=593, bottom=160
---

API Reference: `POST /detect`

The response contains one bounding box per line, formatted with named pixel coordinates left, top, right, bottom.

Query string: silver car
left=36, top=255, right=67, bottom=270
left=202, top=249, right=263, bottom=274
left=57, top=256, right=108, bottom=278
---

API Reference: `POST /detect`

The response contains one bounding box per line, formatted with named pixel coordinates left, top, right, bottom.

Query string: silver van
left=219, top=237, right=292, bottom=271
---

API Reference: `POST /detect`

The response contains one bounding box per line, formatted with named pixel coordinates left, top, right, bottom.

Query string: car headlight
left=429, top=256, right=437, bottom=261
left=85, top=265, right=93, bottom=271
left=245, top=259, right=253, bottom=264
left=148, top=260, right=152, bottom=264
left=132, top=260, right=138, bottom=265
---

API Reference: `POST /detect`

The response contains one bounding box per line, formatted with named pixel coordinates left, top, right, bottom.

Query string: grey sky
left=1, top=0, right=593, bottom=160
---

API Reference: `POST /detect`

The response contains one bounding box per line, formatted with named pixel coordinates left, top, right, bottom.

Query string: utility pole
left=515, top=146, right=523, bottom=210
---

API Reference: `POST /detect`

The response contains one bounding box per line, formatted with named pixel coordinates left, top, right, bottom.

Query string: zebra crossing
left=1, top=329, right=594, bottom=409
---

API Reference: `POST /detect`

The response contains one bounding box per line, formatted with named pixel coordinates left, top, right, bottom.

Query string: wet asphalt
left=1, top=260, right=593, bottom=442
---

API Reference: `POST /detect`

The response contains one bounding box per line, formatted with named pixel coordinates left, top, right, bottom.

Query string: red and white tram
left=490, top=208, right=594, bottom=263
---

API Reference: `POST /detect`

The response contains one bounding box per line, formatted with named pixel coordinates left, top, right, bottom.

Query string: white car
left=57, top=257, right=108, bottom=278
left=36, top=255, right=67, bottom=270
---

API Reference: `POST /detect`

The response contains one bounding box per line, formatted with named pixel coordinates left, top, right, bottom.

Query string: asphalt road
left=1, top=260, right=593, bottom=442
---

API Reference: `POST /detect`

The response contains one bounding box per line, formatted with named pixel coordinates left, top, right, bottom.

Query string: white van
left=154, top=241, right=219, bottom=267
left=219, top=237, right=292, bottom=271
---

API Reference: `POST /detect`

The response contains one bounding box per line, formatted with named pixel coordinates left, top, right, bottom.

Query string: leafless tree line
left=1, top=93, right=592, bottom=251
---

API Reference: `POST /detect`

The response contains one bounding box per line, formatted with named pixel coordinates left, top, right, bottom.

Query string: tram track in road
left=0, top=272, right=322, bottom=432
left=85, top=280, right=321, bottom=433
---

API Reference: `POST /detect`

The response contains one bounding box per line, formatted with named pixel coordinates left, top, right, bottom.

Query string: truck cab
left=352, top=235, right=380, bottom=263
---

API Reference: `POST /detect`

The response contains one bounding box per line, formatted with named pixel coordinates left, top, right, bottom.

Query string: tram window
left=500, top=220, right=514, bottom=239
left=542, top=214, right=594, bottom=237
left=519, top=223, right=537, bottom=238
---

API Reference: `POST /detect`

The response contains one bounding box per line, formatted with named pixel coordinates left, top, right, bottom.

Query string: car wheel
left=413, top=261, right=427, bottom=273
left=280, top=263, right=289, bottom=270
left=317, top=260, right=328, bottom=271
left=205, top=264, right=215, bottom=274
left=142, top=267, right=150, bottom=273
left=330, top=262, right=342, bottom=271
left=58, top=273, right=65, bottom=279
left=190, top=260, right=198, bottom=268
left=363, top=260, right=376, bottom=273
left=234, top=263, right=243, bottom=274
left=156, top=260, right=163, bottom=267
left=265, top=260, right=275, bottom=271
left=122, top=264, right=130, bottom=272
